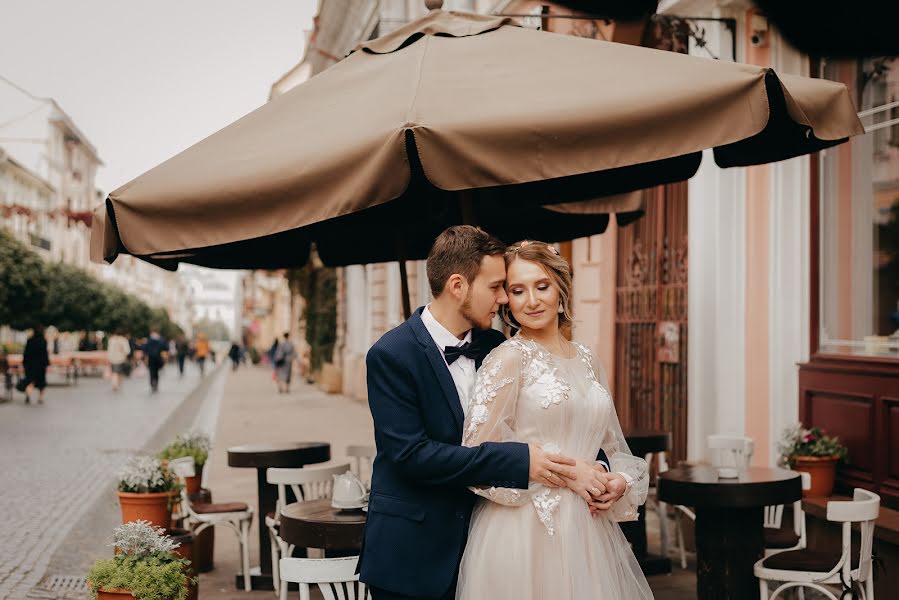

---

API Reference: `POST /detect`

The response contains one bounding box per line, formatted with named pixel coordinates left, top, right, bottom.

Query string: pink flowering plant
left=777, top=423, right=848, bottom=468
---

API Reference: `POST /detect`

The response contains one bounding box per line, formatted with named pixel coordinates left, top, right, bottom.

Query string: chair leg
left=675, top=511, right=687, bottom=569
left=759, top=578, right=768, bottom=600
left=798, top=586, right=805, bottom=600
left=270, top=534, right=280, bottom=596
left=240, top=519, right=252, bottom=592
left=657, top=500, right=670, bottom=558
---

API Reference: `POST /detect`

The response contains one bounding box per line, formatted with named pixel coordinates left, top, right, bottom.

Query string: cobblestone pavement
left=0, top=363, right=205, bottom=599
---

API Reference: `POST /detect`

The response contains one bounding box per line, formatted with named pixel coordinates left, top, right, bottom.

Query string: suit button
left=456, top=511, right=465, bottom=519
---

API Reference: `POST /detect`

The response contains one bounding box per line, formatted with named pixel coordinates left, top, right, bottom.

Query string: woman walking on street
left=23, top=325, right=50, bottom=404
left=107, top=331, right=131, bottom=392
left=272, top=332, right=296, bottom=394
left=194, top=333, right=209, bottom=376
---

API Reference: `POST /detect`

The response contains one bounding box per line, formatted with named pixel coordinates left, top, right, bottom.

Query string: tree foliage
left=0, top=231, right=48, bottom=329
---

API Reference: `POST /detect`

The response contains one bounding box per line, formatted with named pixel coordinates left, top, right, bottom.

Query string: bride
left=457, top=240, right=654, bottom=600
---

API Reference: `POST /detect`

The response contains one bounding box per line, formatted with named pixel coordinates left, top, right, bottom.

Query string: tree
left=193, top=318, right=230, bottom=341
left=0, top=231, right=48, bottom=329
left=40, top=262, right=107, bottom=332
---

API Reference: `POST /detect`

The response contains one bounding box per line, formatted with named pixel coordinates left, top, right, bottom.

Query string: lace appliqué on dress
left=463, top=355, right=514, bottom=445
left=509, top=338, right=571, bottom=409
left=532, top=488, right=563, bottom=536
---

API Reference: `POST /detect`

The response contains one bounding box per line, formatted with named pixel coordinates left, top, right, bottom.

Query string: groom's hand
left=528, top=444, right=577, bottom=488
left=562, top=461, right=610, bottom=504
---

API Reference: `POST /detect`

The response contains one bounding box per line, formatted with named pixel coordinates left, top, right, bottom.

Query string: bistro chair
left=279, top=556, right=369, bottom=600
left=672, top=434, right=756, bottom=568
left=169, top=456, right=254, bottom=591
left=763, top=471, right=812, bottom=556
left=345, top=444, right=376, bottom=488
left=266, top=463, right=352, bottom=600
left=643, top=450, right=672, bottom=561
left=754, top=488, right=880, bottom=600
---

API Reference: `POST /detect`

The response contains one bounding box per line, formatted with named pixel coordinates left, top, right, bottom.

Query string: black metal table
left=227, top=442, right=330, bottom=590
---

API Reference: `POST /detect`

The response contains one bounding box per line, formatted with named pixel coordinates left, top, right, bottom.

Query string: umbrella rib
left=404, top=35, right=430, bottom=129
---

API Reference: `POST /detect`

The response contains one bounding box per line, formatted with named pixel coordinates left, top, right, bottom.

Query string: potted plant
left=87, top=520, right=195, bottom=600
left=117, top=456, right=181, bottom=528
left=158, top=432, right=211, bottom=495
left=777, top=423, right=849, bottom=497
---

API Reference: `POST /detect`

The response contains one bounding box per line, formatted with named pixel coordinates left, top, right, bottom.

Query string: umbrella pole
left=396, top=238, right=412, bottom=320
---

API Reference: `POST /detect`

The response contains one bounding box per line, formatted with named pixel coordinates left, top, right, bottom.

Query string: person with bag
left=141, top=328, right=168, bottom=394
left=106, top=331, right=131, bottom=392
left=22, top=325, right=50, bottom=404
left=272, top=332, right=296, bottom=394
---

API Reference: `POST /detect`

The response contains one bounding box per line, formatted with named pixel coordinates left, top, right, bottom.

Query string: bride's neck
left=518, top=323, right=567, bottom=353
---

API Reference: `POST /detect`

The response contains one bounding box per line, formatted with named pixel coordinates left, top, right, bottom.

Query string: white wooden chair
left=279, top=556, right=369, bottom=600
left=169, top=456, right=254, bottom=591
left=345, top=445, right=376, bottom=488
left=754, top=488, right=880, bottom=600
left=763, top=471, right=812, bottom=556
left=672, top=434, right=755, bottom=569
left=643, top=450, right=671, bottom=561
left=266, top=463, right=352, bottom=600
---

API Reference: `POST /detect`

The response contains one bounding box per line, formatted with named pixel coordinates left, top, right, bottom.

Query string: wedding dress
left=457, top=336, right=654, bottom=600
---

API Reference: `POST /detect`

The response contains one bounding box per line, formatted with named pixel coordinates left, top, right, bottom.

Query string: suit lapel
left=409, top=308, right=465, bottom=433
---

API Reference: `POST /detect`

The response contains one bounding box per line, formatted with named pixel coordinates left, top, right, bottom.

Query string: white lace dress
left=456, top=336, right=653, bottom=600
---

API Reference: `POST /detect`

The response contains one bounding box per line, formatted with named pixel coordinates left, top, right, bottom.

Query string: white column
left=766, top=30, right=811, bottom=464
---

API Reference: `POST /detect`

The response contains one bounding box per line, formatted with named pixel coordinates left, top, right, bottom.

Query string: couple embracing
left=359, top=226, right=653, bottom=600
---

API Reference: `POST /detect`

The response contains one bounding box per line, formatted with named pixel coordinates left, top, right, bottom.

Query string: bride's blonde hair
left=499, top=240, right=573, bottom=336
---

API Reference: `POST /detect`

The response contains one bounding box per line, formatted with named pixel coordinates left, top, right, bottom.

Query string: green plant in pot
left=777, top=423, right=848, bottom=497
left=158, top=432, right=211, bottom=495
left=117, top=456, right=181, bottom=528
left=87, top=520, right=195, bottom=600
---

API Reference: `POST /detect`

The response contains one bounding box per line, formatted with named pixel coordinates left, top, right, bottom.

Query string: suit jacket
left=358, top=307, right=530, bottom=598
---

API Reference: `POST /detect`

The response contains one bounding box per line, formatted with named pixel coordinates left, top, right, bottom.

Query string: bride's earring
left=558, top=301, right=564, bottom=314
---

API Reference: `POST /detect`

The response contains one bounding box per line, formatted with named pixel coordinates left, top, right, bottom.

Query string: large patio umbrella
left=92, top=9, right=863, bottom=274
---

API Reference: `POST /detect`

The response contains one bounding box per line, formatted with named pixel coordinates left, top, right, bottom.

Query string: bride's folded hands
left=560, top=460, right=610, bottom=504
left=587, top=471, right=630, bottom=514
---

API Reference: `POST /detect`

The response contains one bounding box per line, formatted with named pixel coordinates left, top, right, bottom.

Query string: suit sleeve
left=367, top=344, right=529, bottom=489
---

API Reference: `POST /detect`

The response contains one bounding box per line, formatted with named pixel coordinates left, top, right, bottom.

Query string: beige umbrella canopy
left=92, top=9, right=863, bottom=270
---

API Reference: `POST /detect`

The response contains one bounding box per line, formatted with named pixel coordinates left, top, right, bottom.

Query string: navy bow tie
left=443, top=340, right=483, bottom=365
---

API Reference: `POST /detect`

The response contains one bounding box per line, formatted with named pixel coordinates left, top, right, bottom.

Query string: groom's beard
left=460, top=289, right=492, bottom=331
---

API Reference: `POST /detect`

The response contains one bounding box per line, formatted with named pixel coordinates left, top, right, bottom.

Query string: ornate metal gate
left=615, top=184, right=689, bottom=463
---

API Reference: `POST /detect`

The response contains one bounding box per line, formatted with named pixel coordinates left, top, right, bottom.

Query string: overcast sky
left=0, top=0, right=316, bottom=192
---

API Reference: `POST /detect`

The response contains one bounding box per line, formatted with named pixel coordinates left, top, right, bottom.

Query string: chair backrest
left=168, top=456, right=197, bottom=518
left=345, top=445, right=376, bottom=487
left=643, top=450, right=669, bottom=486
left=267, top=463, right=352, bottom=512
left=707, top=434, right=754, bottom=471
left=764, top=471, right=811, bottom=531
left=279, top=556, right=369, bottom=600
left=827, top=488, right=881, bottom=583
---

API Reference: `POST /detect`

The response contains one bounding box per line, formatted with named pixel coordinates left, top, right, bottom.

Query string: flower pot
left=188, top=488, right=214, bottom=572
left=167, top=528, right=198, bottom=600
left=184, top=474, right=202, bottom=496
left=96, top=588, right=134, bottom=600
left=117, top=491, right=177, bottom=528
left=793, top=455, right=840, bottom=497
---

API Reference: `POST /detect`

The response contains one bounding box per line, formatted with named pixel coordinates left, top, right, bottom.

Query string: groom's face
left=461, top=254, right=509, bottom=330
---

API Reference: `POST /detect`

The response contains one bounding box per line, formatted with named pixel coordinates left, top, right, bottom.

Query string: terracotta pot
left=167, top=528, right=198, bottom=600
left=184, top=474, right=202, bottom=496
left=793, top=455, right=840, bottom=497
left=96, top=588, right=134, bottom=600
left=117, top=490, right=177, bottom=528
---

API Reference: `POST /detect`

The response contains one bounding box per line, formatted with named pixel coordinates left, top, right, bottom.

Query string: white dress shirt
left=421, top=305, right=475, bottom=417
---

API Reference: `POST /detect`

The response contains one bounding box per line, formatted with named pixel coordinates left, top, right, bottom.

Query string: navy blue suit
left=358, top=308, right=529, bottom=599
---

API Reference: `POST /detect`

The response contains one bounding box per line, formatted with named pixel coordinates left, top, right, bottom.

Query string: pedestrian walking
left=175, top=335, right=190, bottom=376
left=194, top=333, right=209, bottom=377
left=142, top=328, right=168, bottom=394
left=22, top=325, right=50, bottom=404
left=228, top=341, right=241, bottom=371
left=272, top=332, right=296, bottom=394
left=0, top=346, right=11, bottom=400
left=106, top=331, right=131, bottom=392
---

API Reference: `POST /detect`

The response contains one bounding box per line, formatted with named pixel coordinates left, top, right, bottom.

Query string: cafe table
left=227, top=442, right=331, bottom=590
left=658, top=465, right=801, bottom=600
left=279, top=498, right=367, bottom=552
left=620, top=430, right=672, bottom=576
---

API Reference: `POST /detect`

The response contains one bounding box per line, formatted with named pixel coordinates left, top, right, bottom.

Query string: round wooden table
left=658, top=465, right=801, bottom=600
left=279, top=499, right=367, bottom=551
left=227, top=442, right=330, bottom=590
left=621, top=430, right=672, bottom=576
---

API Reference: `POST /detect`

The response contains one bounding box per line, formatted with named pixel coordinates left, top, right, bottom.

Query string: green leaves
left=0, top=231, right=48, bottom=330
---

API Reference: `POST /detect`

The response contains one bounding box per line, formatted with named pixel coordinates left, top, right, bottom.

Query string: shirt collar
left=422, top=304, right=472, bottom=353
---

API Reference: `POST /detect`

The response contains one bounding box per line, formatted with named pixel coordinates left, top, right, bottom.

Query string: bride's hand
left=588, top=472, right=629, bottom=515
left=560, top=460, right=609, bottom=504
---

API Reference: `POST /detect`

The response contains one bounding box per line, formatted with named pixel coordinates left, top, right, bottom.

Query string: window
left=818, top=57, right=899, bottom=358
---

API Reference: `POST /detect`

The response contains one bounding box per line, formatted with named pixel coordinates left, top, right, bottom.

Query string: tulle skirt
left=457, top=490, right=654, bottom=600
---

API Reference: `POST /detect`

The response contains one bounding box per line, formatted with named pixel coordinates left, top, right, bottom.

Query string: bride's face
left=505, top=258, right=561, bottom=333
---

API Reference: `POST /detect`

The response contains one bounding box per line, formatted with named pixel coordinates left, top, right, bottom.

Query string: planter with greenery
left=87, top=520, right=194, bottom=600
left=158, top=433, right=211, bottom=495
left=117, top=456, right=181, bottom=528
left=777, top=423, right=849, bottom=497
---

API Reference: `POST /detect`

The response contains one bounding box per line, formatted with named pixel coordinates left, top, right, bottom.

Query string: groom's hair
left=427, top=226, right=506, bottom=297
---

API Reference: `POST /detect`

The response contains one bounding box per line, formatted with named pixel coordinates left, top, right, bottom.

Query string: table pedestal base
left=695, top=507, right=764, bottom=600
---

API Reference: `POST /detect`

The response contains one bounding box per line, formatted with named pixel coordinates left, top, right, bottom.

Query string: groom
left=359, top=226, right=620, bottom=600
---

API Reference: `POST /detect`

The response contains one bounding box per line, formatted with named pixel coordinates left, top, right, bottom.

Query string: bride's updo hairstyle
left=500, top=240, right=574, bottom=335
